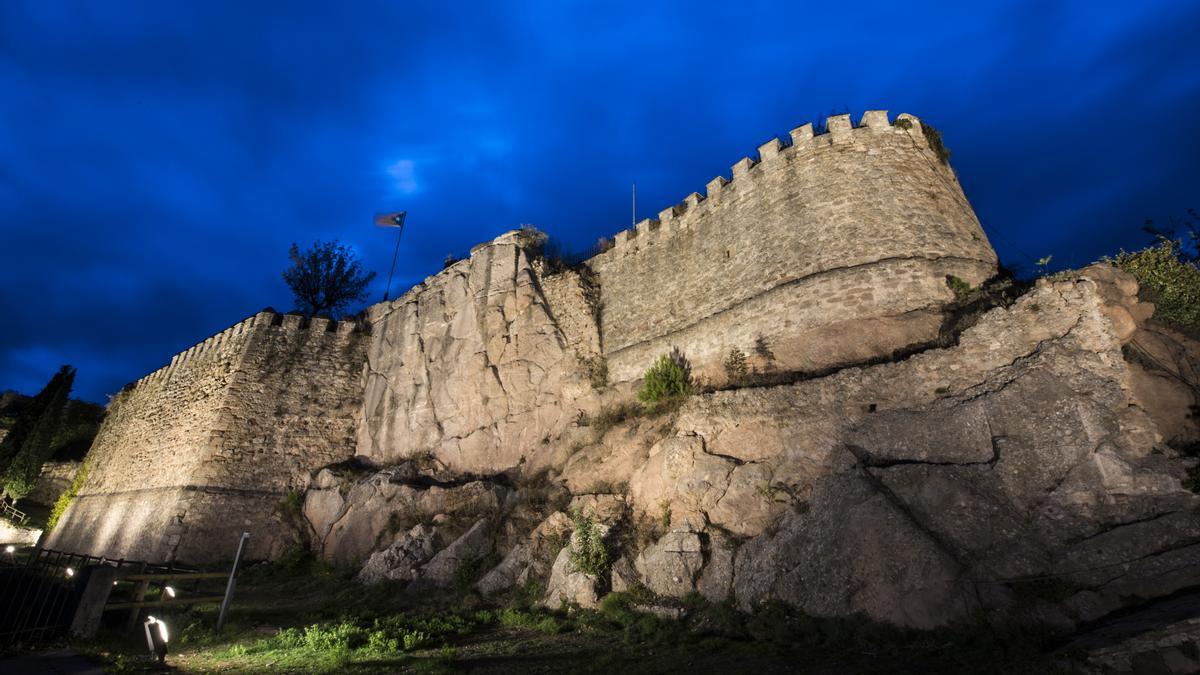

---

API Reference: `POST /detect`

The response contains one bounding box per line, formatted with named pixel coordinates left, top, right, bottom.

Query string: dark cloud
left=1, top=0, right=1198, bottom=401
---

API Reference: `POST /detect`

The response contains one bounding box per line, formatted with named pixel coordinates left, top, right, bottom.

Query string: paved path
left=0, top=649, right=105, bottom=674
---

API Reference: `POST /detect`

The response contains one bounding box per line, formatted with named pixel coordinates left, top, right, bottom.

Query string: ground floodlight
left=165, top=585, right=176, bottom=598
left=65, top=567, right=75, bottom=577
left=144, top=615, right=169, bottom=663
left=4, top=545, right=13, bottom=553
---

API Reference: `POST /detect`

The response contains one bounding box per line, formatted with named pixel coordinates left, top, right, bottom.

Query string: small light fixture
left=164, top=585, right=176, bottom=598
left=143, top=615, right=169, bottom=663
left=65, top=567, right=75, bottom=577
left=4, top=545, right=14, bottom=554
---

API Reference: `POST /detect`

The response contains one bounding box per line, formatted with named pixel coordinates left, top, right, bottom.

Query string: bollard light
left=65, top=567, right=75, bottom=577
left=4, top=545, right=13, bottom=553
left=164, top=585, right=176, bottom=598
left=143, top=615, right=169, bottom=663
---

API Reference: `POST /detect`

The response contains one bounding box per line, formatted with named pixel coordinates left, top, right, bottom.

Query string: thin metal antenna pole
left=217, top=532, right=249, bottom=631
left=383, top=219, right=405, bottom=301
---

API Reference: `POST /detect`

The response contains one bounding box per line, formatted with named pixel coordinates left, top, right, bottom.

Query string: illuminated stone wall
left=45, top=311, right=366, bottom=563
left=52, top=110, right=1006, bottom=560
left=589, top=111, right=997, bottom=383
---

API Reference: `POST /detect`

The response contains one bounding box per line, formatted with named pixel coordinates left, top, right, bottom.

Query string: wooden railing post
left=69, top=565, right=117, bottom=639
left=125, top=561, right=148, bottom=631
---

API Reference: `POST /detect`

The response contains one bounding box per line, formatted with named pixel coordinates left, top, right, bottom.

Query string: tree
left=282, top=240, right=377, bottom=318
left=0, top=370, right=66, bottom=480
left=2, top=365, right=75, bottom=501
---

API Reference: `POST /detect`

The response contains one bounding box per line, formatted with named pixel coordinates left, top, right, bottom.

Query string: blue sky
left=1, top=0, right=1198, bottom=402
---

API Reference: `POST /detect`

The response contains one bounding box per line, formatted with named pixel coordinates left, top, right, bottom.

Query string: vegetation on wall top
left=1107, top=224, right=1200, bottom=333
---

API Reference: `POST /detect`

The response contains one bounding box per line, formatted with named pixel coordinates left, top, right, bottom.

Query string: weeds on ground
left=77, top=561, right=1075, bottom=675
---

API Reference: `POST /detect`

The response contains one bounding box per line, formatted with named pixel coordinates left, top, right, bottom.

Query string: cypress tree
left=2, top=366, right=75, bottom=501
left=0, top=370, right=63, bottom=479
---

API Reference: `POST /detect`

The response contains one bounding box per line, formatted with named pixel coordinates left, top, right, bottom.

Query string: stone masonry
left=46, top=311, right=366, bottom=563
left=590, top=112, right=997, bottom=383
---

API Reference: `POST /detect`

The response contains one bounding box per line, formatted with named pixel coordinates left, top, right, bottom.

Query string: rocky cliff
left=306, top=251, right=1199, bottom=630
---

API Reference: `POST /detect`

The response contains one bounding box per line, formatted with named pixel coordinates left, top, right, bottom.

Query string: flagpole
left=380, top=212, right=406, bottom=302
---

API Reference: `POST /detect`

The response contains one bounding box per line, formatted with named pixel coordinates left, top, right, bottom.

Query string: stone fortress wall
left=51, top=110, right=1010, bottom=562
left=46, top=311, right=367, bottom=563
left=589, top=111, right=997, bottom=383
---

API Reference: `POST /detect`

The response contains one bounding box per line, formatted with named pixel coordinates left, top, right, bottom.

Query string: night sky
left=2, top=1, right=1198, bottom=403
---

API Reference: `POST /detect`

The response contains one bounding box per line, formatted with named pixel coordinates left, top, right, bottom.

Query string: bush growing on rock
left=1108, top=240, right=1200, bottom=332
left=637, top=348, right=693, bottom=405
left=568, top=508, right=610, bottom=577
left=723, top=348, right=749, bottom=383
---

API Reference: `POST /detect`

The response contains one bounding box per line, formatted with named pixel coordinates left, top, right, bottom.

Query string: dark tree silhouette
left=282, top=240, right=377, bottom=318
left=2, top=365, right=75, bottom=500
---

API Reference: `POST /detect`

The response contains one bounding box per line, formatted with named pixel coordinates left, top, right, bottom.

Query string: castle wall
left=50, top=109, right=1007, bottom=562
left=46, top=311, right=367, bottom=563
left=588, top=112, right=998, bottom=383
left=24, top=460, right=81, bottom=506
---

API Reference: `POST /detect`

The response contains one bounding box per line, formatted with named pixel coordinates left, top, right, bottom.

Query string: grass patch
left=74, top=565, right=1078, bottom=674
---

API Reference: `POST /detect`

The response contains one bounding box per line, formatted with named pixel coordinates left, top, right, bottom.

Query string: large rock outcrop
left=613, top=267, right=1199, bottom=628
left=323, top=263, right=1198, bottom=633
left=304, top=465, right=508, bottom=566
left=355, top=230, right=604, bottom=475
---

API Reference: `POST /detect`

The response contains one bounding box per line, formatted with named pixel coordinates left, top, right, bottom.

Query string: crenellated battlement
left=592, top=111, right=938, bottom=261
left=133, top=310, right=361, bottom=389
left=587, top=109, right=996, bottom=383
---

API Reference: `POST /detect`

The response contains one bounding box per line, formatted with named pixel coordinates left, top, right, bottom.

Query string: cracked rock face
left=356, top=524, right=440, bottom=585
left=355, top=231, right=600, bottom=475
left=416, top=518, right=493, bottom=587
left=621, top=268, right=1199, bottom=628
left=331, top=261, right=1197, bottom=632
left=634, top=530, right=705, bottom=597
left=304, top=466, right=508, bottom=566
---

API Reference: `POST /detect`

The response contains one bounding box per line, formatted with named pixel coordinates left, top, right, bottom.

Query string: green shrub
left=568, top=509, right=610, bottom=577
left=402, top=630, right=430, bottom=651
left=945, top=275, right=975, bottom=301
left=921, top=122, right=951, bottom=165
left=1108, top=240, right=1200, bottom=332
left=637, top=348, right=693, bottom=405
left=364, top=630, right=399, bottom=655
left=723, top=348, right=748, bottom=383
left=46, top=460, right=89, bottom=531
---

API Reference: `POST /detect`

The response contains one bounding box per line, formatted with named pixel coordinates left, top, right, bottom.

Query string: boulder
left=610, top=556, right=639, bottom=593
left=476, top=543, right=531, bottom=595
left=417, top=518, right=493, bottom=587
left=568, top=494, right=627, bottom=524
left=541, top=522, right=612, bottom=609
left=732, top=471, right=969, bottom=629
left=696, top=532, right=735, bottom=602
left=356, top=524, right=440, bottom=585
left=305, top=467, right=507, bottom=565
left=634, top=530, right=704, bottom=597
left=477, top=511, right=572, bottom=595
left=541, top=544, right=601, bottom=609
